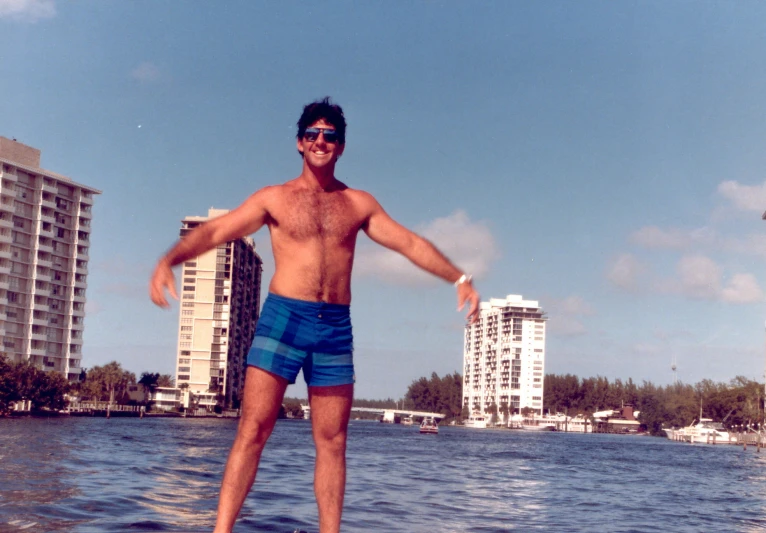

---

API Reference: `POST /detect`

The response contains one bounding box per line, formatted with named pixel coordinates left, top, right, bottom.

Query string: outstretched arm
left=362, top=195, right=480, bottom=322
left=149, top=188, right=272, bottom=308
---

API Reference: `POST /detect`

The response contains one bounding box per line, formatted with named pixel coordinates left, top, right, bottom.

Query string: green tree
left=82, top=362, right=136, bottom=405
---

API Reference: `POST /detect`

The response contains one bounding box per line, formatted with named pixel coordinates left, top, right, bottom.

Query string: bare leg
left=213, top=366, right=288, bottom=533
left=308, top=383, right=354, bottom=533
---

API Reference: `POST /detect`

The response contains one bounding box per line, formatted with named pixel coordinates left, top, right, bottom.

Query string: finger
left=168, top=281, right=178, bottom=301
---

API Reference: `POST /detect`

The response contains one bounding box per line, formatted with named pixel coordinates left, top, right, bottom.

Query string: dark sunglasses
left=303, top=127, right=339, bottom=143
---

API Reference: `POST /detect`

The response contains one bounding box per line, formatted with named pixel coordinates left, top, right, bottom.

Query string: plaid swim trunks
left=247, top=293, right=355, bottom=387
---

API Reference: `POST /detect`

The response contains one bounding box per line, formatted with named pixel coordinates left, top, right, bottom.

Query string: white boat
left=664, top=418, right=734, bottom=444
left=463, top=413, right=487, bottom=429
left=420, top=417, right=439, bottom=434
left=402, top=415, right=414, bottom=426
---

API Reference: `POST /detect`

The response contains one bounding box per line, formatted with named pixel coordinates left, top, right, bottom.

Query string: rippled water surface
left=2, top=417, right=766, bottom=532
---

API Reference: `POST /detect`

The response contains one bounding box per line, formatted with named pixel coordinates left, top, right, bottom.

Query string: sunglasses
left=303, top=127, right=339, bottom=143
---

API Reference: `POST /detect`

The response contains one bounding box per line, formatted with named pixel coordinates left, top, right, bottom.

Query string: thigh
left=238, top=366, right=289, bottom=435
left=308, top=384, right=354, bottom=441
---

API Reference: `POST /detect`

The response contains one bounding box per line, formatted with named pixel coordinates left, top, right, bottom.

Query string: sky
left=2, top=0, right=766, bottom=400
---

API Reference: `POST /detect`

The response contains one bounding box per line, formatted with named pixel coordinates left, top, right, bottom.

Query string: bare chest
left=274, top=190, right=360, bottom=241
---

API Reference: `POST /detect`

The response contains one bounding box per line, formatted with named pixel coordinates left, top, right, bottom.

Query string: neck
left=300, top=160, right=338, bottom=190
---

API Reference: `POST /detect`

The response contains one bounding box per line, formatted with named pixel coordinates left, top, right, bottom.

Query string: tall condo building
left=0, top=137, right=100, bottom=380
left=176, top=208, right=262, bottom=409
left=463, top=294, right=547, bottom=419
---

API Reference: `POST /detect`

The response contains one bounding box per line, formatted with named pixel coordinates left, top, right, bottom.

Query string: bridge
left=300, top=405, right=445, bottom=422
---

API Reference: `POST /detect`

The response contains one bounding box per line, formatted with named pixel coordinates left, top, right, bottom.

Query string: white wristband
left=454, top=274, right=472, bottom=286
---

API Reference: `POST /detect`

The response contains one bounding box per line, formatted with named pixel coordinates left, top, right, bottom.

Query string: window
left=185, top=270, right=196, bottom=275
left=180, top=334, right=192, bottom=340
left=180, top=350, right=191, bottom=355
left=180, top=326, right=192, bottom=331
left=181, top=309, right=193, bottom=315
left=178, top=358, right=190, bottom=365
left=178, top=367, right=190, bottom=373
left=180, top=342, right=191, bottom=348
left=178, top=375, right=190, bottom=381
left=182, top=286, right=195, bottom=292
left=183, top=278, right=195, bottom=283
left=182, top=302, right=194, bottom=308
left=7, top=291, right=18, bottom=303
left=181, top=318, right=192, bottom=324
left=184, top=262, right=196, bottom=267
left=182, top=294, right=195, bottom=300
left=534, top=349, right=543, bottom=353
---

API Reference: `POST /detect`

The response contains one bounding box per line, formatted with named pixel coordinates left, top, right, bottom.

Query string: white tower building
left=175, top=208, right=262, bottom=410
left=0, top=137, right=100, bottom=380
left=462, top=294, right=547, bottom=421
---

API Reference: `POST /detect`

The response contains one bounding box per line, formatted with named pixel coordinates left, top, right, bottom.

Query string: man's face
left=297, top=119, right=345, bottom=168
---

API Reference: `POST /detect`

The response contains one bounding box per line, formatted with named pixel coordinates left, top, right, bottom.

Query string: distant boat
left=420, top=417, right=439, bottom=434
left=402, top=415, right=414, bottom=426
left=664, top=418, right=734, bottom=444
left=463, top=413, right=487, bottom=429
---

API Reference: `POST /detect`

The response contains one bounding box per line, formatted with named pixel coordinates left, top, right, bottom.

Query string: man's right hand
left=149, top=258, right=178, bottom=308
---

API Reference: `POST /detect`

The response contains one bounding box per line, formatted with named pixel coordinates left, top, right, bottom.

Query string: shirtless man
left=149, top=97, right=480, bottom=533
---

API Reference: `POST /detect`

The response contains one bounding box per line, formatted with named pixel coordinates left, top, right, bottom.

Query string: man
left=149, top=97, right=480, bottom=533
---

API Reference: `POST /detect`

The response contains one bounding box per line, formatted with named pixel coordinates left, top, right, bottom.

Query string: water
left=2, top=417, right=766, bottom=533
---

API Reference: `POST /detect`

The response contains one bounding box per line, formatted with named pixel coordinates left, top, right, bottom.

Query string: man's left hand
left=458, top=281, right=480, bottom=323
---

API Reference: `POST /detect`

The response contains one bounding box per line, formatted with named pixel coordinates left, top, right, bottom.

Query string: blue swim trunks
left=247, top=293, right=354, bottom=387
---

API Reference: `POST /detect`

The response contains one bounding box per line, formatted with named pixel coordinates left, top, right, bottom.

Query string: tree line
left=0, top=357, right=174, bottom=414
left=544, top=373, right=764, bottom=436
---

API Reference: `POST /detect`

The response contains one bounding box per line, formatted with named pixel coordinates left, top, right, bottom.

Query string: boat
left=664, top=418, right=734, bottom=444
left=420, top=417, right=438, bottom=434
left=463, top=413, right=487, bottom=429
left=402, top=415, right=414, bottom=426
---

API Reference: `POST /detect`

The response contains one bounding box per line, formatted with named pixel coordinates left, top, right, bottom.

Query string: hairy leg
left=308, top=383, right=354, bottom=533
left=213, top=367, right=288, bottom=533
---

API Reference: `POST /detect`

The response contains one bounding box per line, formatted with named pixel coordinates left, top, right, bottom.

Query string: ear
left=336, top=142, right=345, bottom=159
left=296, top=138, right=304, bottom=157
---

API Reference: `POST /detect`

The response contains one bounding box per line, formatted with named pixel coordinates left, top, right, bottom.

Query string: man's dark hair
left=296, top=97, right=347, bottom=155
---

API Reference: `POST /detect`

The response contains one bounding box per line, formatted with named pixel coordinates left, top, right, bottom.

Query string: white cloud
left=718, top=180, right=766, bottom=212
left=655, top=254, right=764, bottom=304
left=130, top=62, right=162, bottom=83
left=676, top=255, right=721, bottom=299
left=354, top=210, right=498, bottom=285
left=0, top=0, right=55, bottom=21
left=606, top=253, right=646, bottom=290
left=545, top=295, right=595, bottom=337
left=721, top=273, right=764, bottom=304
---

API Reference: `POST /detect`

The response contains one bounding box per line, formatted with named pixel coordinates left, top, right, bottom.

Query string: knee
left=236, top=420, right=273, bottom=451
left=315, top=430, right=347, bottom=457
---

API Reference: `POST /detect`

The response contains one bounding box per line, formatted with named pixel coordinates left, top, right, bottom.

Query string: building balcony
left=31, top=332, right=47, bottom=342
left=41, top=182, right=57, bottom=194
left=0, top=201, right=13, bottom=213
left=36, top=257, right=52, bottom=267
left=30, top=347, right=46, bottom=356
left=40, top=213, right=55, bottom=225
left=1, top=170, right=18, bottom=182
left=0, top=248, right=11, bottom=260
left=34, top=286, right=51, bottom=297
left=79, top=209, right=92, bottom=220
left=34, top=301, right=49, bottom=312
left=79, top=193, right=94, bottom=205
left=74, top=280, right=87, bottom=289
left=71, top=307, right=84, bottom=317
left=0, top=217, right=11, bottom=229
left=77, top=250, right=89, bottom=261
left=37, top=242, right=53, bottom=254
left=40, top=198, right=56, bottom=210
left=75, top=266, right=88, bottom=276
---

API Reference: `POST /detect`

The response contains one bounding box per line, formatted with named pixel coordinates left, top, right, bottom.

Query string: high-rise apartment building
left=0, top=137, right=100, bottom=380
left=176, top=208, right=262, bottom=410
left=463, top=294, right=547, bottom=420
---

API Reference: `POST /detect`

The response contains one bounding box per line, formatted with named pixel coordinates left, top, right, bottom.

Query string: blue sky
left=3, top=1, right=766, bottom=399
